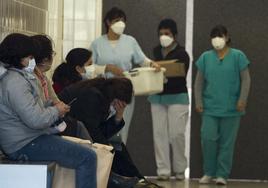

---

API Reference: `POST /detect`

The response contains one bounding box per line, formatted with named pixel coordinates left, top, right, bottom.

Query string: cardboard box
left=156, top=59, right=185, bottom=77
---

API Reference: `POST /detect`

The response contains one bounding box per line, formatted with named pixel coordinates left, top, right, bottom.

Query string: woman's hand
left=53, top=100, right=61, bottom=105
left=113, top=99, right=127, bottom=122
left=106, top=64, right=124, bottom=76
left=150, top=62, right=161, bottom=72
left=196, top=106, right=203, bottom=113
left=55, top=101, right=70, bottom=117
left=237, top=100, right=246, bottom=112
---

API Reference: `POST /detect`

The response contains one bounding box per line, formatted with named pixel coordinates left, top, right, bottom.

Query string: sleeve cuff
left=141, top=57, right=152, bottom=67
left=50, top=106, right=60, bottom=121
left=94, top=64, right=106, bottom=75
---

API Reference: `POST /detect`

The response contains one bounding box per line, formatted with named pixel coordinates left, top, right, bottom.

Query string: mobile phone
left=68, top=98, right=77, bottom=106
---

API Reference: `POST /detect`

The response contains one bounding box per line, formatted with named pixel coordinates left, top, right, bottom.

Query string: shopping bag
left=52, top=136, right=114, bottom=188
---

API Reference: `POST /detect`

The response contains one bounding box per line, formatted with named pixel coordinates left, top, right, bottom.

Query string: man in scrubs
left=194, top=25, right=251, bottom=185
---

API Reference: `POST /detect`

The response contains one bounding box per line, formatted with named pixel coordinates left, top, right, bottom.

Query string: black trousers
left=112, top=143, right=144, bottom=179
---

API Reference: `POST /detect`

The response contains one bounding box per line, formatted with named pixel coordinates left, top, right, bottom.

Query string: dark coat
left=58, top=81, right=124, bottom=145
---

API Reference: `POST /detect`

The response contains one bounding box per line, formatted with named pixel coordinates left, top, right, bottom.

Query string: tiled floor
left=148, top=178, right=268, bottom=188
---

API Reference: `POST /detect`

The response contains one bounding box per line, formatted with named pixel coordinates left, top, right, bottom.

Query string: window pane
left=64, top=20, right=74, bottom=40
left=74, top=20, right=95, bottom=41
left=64, top=0, right=74, bottom=19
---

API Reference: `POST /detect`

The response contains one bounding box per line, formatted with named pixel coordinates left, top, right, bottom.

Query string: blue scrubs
left=90, top=34, right=146, bottom=76
left=195, top=48, right=250, bottom=179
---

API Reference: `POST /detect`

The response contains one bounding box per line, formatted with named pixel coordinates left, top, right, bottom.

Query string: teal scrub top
left=195, top=48, right=250, bottom=117
left=90, top=34, right=146, bottom=77
left=148, top=93, right=189, bottom=105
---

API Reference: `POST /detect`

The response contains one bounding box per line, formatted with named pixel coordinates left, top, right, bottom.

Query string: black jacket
left=153, top=43, right=190, bottom=95
left=58, top=83, right=124, bottom=145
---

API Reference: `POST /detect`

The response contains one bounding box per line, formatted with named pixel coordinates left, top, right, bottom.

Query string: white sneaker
left=199, top=175, right=213, bottom=184
left=157, top=175, right=170, bottom=181
left=216, top=177, right=227, bottom=185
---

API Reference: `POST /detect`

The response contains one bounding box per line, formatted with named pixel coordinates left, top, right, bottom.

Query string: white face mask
left=211, top=37, right=226, bottom=50
left=110, top=21, right=126, bottom=35
left=24, top=58, right=36, bottom=73
left=82, top=65, right=96, bottom=79
left=160, top=35, right=174, bottom=47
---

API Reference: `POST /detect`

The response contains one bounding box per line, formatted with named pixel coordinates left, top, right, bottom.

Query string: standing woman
left=90, top=7, right=160, bottom=144
left=194, top=25, right=251, bottom=185
left=148, top=19, right=190, bottom=181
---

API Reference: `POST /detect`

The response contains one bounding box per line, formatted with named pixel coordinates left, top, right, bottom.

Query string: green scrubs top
left=196, top=48, right=250, bottom=117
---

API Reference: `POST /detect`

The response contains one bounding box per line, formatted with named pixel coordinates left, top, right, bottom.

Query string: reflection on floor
left=147, top=178, right=268, bottom=188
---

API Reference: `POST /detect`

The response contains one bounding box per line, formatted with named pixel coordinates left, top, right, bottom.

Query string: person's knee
left=170, top=132, right=185, bottom=141
left=84, top=149, right=97, bottom=163
left=169, top=123, right=186, bottom=140
left=201, top=130, right=219, bottom=141
left=76, top=148, right=97, bottom=168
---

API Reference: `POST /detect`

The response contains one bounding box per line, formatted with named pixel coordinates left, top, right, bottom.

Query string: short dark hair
left=103, top=77, right=133, bottom=104
left=210, top=25, right=231, bottom=44
left=158, top=18, right=178, bottom=36
left=74, top=77, right=133, bottom=104
left=103, top=7, right=126, bottom=33
left=0, top=33, right=36, bottom=69
left=31, top=34, right=54, bottom=65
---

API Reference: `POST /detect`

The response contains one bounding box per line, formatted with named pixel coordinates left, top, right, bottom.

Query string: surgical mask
left=82, top=65, right=96, bottom=79
left=160, top=35, right=174, bottom=47
left=211, top=37, right=226, bottom=50
left=24, top=58, right=36, bottom=73
left=111, top=21, right=126, bottom=35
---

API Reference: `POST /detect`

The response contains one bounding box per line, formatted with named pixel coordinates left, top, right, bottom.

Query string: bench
left=0, top=151, right=56, bottom=188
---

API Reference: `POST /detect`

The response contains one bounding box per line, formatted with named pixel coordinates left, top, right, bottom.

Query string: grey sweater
left=0, top=64, right=59, bottom=154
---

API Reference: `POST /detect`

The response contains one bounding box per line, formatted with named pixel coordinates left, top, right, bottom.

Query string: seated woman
left=31, top=34, right=92, bottom=140
left=31, top=36, right=137, bottom=188
left=52, top=48, right=163, bottom=188
left=0, top=33, right=97, bottom=188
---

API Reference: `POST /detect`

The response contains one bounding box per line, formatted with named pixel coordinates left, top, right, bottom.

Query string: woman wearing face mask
left=52, top=49, right=164, bottom=188
left=52, top=49, right=130, bottom=148
left=31, top=35, right=92, bottom=139
left=52, top=48, right=125, bottom=94
left=90, top=7, right=160, bottom=144
left=148, top=19, right=190, bottom=181
left=0, top=33, right=97, bottom=188
left=31, top=35, right=60, bottom=104
left=194, top=25, right=251, bottom=185
left=52, top=48, right=93, bottom=94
